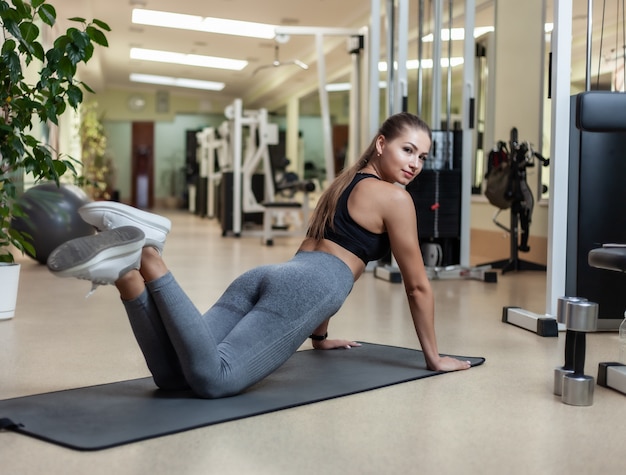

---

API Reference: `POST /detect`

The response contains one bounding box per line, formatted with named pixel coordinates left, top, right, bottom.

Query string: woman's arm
left=382, top=187, right=470, bottom=372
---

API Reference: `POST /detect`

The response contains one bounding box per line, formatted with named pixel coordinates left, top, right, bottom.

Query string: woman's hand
left=427, top=355, right=472, bottom=372
left=312, top=339, right=362, bottom=350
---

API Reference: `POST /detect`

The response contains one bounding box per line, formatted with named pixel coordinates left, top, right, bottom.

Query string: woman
left=47, top=112, right=471, bottom=399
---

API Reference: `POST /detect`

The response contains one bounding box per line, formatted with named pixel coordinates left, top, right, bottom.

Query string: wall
left=96, top=87, right=228, bottom=203
left=102, top=114, right=224, bottom=203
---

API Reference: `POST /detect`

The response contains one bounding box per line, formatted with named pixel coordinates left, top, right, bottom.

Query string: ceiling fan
left=252, top=44, right=309, bottom=76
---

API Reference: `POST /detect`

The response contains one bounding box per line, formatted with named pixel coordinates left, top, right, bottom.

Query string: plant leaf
left=12, top=0, right=29, bottom=17
left=80, top=81, right=95, bottom=94
left=52, top=159, right=68, bottom=176
left=30, top=40, right=44, bottom=61
left=1, top=38, right=16, bottom=54
left=66, top=84, right=83, bottom=108
left=86, top=26, right=108, bottom=47
left=81, top=42, right=94, bottom=62
left=92, top=19, right=111, bottom=32
left=2, top=17, right=23, bottom=42
left=19, top=21, right=39, bottom=45
left=38, top=3, right=56, bottom=26
left=5, top=51, right=23, bottom=83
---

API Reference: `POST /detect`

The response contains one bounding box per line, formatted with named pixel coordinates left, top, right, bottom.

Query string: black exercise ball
left=11, top=183, right=95, bottom=264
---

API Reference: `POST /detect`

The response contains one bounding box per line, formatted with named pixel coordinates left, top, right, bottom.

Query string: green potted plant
left=78, top=100, right=111, bottom=201
left=0, top=0, right=109, bottom=318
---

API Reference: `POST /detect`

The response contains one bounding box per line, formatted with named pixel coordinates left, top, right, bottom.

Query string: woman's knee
left=184, top=368, right=247, bottom=399
left=189, top=378, right=244, bottom=399
left=153, top=375, right=190, bottom=392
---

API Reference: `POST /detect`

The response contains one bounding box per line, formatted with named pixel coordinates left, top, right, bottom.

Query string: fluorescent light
left=378, top=58, right=464, bottom=71
left=132, top=8, right=277, bottom=39
left=422, top=26, right=495, bottom=42
left=326, top=81, right=387, bottom=92
left=130, top=73, right=225, bottom=91
left=409, top=58, right=465, bottom=68
left=130, top=47, right=247, bottom=71
left=422, top=24, right=554, bottom=42
left=326, top=83, right=351, bottom=92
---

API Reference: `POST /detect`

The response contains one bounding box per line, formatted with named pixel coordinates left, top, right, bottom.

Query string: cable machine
left=195, top=122, right=231, bottom=219
left=273, top=25, right=367, bottom=178
left=375, top=0, right=494, bottom=283
left=223, top=98, right=314, bottom=244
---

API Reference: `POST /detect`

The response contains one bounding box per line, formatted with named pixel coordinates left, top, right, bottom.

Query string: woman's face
left=376, top=127, right=431, bottom=185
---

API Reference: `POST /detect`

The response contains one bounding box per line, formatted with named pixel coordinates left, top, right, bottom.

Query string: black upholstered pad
left=576, top=91, right=626, bottom=132
left=0, top=342, right=484, bottom=451
left=588, top=247, right=626, bottom=273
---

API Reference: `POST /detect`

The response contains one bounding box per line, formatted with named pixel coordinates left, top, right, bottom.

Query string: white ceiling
left=48, top=0, right=624, bottom=113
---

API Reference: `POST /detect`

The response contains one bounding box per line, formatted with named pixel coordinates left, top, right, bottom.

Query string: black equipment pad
left=588, top=246, right=626, bottom=273
left=576, top=91, right=626, bottom=132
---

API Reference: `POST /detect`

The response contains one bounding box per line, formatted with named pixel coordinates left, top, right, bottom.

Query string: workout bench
left=262, top=176, right=315, bottom=246
left=588, top=246, right=626, bottom=396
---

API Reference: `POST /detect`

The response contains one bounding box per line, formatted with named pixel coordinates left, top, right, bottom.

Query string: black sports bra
left=324, top=173, right=390, bottom=264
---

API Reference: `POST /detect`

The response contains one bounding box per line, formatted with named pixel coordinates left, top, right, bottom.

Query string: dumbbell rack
left=502, top=306, right=564, bottom=337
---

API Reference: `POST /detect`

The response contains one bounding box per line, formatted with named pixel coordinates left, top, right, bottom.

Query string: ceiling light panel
left=130, top=48, right=247, bottom=71
left=130, top=73, right=225, bottom=91
left=132, top=8, right=277, bottom=39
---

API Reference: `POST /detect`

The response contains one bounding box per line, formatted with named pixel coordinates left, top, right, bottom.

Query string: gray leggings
left=122, top=251, right=354, bottom=398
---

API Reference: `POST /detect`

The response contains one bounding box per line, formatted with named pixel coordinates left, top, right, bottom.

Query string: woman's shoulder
left=356, top=177, right=411, bottom=199
left=352, top=178, right=414, bottom=219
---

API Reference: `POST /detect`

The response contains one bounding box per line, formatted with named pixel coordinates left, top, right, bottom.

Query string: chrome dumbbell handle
left=561, top=300, right=598, bottom=407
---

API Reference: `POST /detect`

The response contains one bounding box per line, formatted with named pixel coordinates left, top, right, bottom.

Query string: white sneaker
left=47, top=226, right=145, bottom=296
left=78, top=201, right=171, bottom=253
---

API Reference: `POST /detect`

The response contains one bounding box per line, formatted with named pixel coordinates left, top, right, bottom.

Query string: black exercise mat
left=0, top=342, right=484, bottom=451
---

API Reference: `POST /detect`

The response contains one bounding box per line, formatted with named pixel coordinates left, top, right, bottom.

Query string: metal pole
left=385, top=0, right=396, bottom=117
left=315, top=33, right=335, bottom=182
left=586, top=0, right=593, bottom=90
left=348, top=40, right=362, bottom=167
left=546, top=0, right=572, bottom=316
left=537, top=0, right=547, bottom=199
left=232, top=98, right=243, bottom=235
left=417, top=0, right=424, bottom=116
left=397, top=0, right=409, bottom=112
left=369, top=0, right=381, bottom=137
left=460, top=0, right=475, bottom=267
left=432, top=0, right=443, bottom=129
left=446, top=0, right=453, bottom=135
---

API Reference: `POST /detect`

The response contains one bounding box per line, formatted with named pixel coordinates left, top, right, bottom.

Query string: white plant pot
left=0, top=263, right=21, bottom=320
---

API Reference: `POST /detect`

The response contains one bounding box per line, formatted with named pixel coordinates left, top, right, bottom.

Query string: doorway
left=332, top=124, right=349, bottom=175
left=131, top=122, right=154, bottom=209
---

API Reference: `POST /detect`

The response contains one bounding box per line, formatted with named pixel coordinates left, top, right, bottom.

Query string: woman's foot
left=47, top=226, right=145, bottom=295
left=78, top=202, right=171, bottom=253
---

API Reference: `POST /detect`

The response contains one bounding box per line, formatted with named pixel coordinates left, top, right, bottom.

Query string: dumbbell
left=553, top=296, right=587, bottom=396
left=561, top=300, right=598, bottom=406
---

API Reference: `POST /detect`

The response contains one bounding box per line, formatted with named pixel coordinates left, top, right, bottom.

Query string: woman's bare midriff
left=297, top=238, right=366, bottom=280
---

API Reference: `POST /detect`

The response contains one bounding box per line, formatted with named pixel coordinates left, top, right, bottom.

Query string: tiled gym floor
left=0, top=209, right=623, bottom=474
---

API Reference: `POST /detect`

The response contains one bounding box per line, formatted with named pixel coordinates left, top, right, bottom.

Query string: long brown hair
left=307, top=112, right=432, bottom=240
